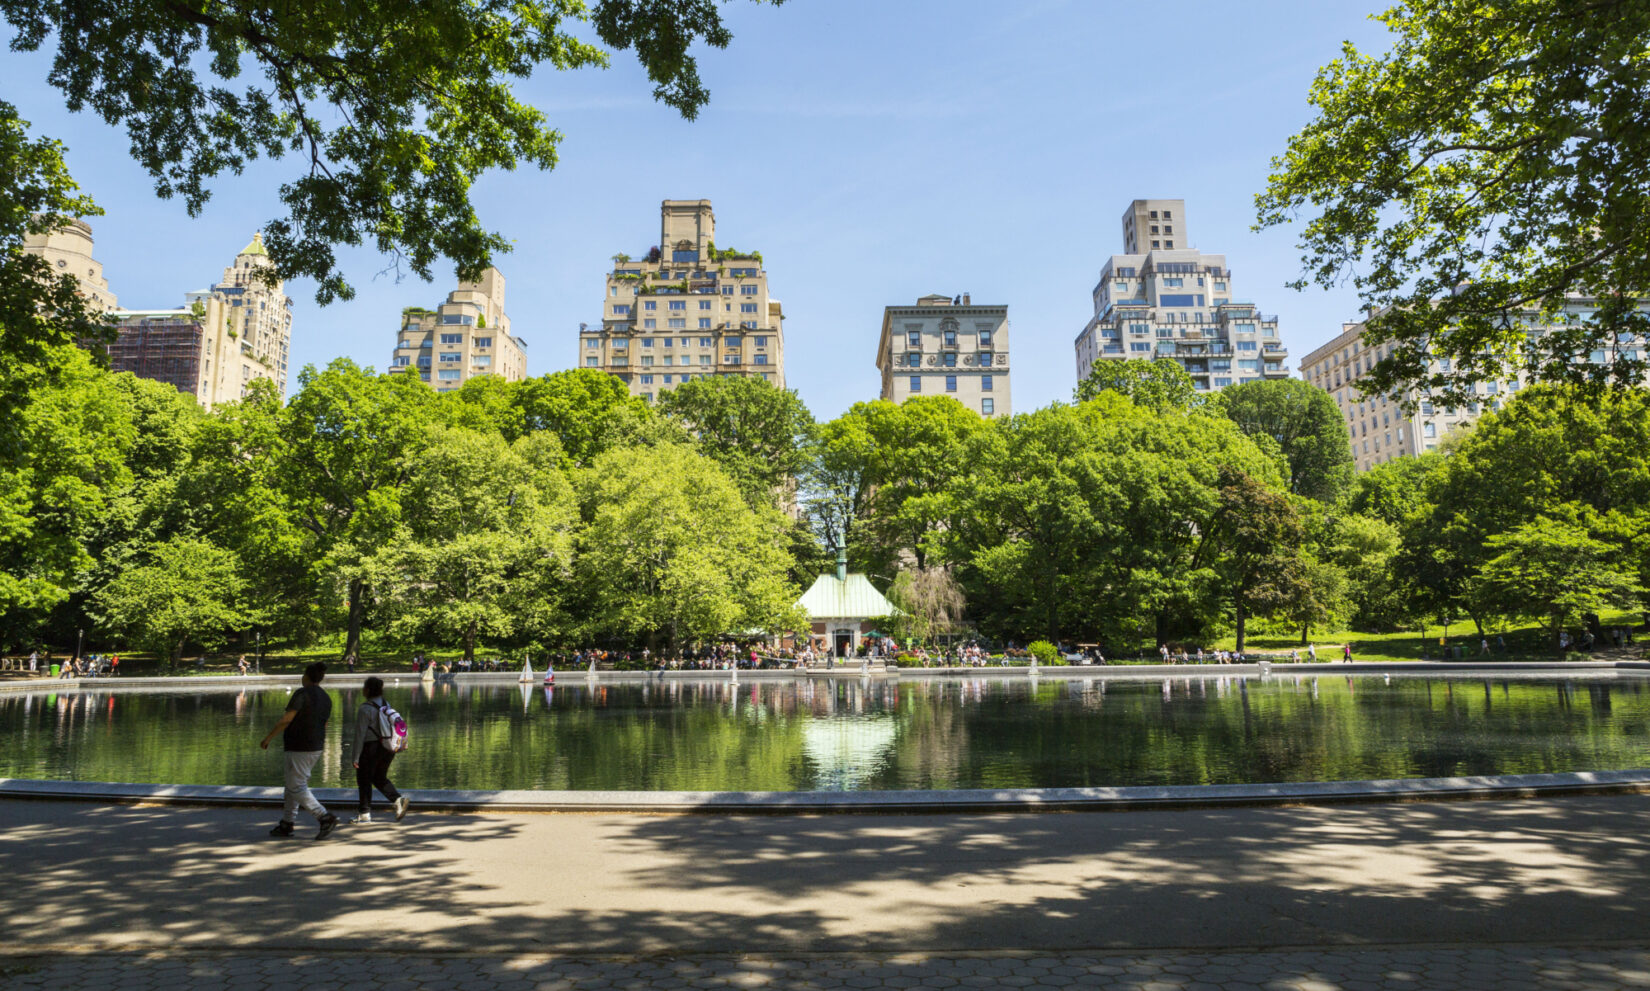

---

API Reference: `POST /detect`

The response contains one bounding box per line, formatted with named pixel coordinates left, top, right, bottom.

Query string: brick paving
left=4, top=946, right=1648, bottom=990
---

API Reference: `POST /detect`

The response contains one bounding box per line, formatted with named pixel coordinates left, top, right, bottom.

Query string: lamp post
left=75, top=627, right=83, bottom=663
left=255, top=631, right=263, bottom=674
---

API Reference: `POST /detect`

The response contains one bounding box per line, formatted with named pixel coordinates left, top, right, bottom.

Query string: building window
left=473, top=355, right=491, bottom=366
left=943, top=352, right=957, bottom=367
left=944, top=330, right=957, bottom=348
left=725, top=337, right=743, bottom=348
left=439, top=333, right=463, bottom=344
left=437, top=369, right=461, bottom=380
left=440, top=352, right=461, bottom=362
left=669, top=318, right=686, bottom=329
left=979, top=329, right=992, bottom=347
left=474, top=337, right=492, bottom=348
left=1131, top=342, right=1151, bottom=352
left=698, top=318, right=711, bottom=329
left=699, top=355, right=711, bottom=365
left=700, top=337, right=713, bottom=347
left=909, top=376, right=922, bottom=393
left=1151, top=240, right=1160, bottom=249
left=1424, top=422, right=1437, bottom=438
left=982, top=398, right=995, bottom=415
left=640, top=374, right=654, bottom=384
left=741, top=303, right=758, bottom=313
left=1165, top=241, right=1174, bottom=249
left=1163, top=277, right=1183, bottom=287
left=741, top=285, right=758, bottom=295
left=754, top=354, right=768, bottom=365
left=722, top=287, right=734, bottom=295
left=982, top=375, right=993, bottom=391
left=723, top=354, right=740, bottom=364
left=644, top=301, right=657, bottom=311
left=613, top=305, right=631, bottom=315
left=946, top=375, right=957, bottom=392
left=586, top=339, right=599, bottom=348
left=907, top=331, right=921, bottom=347
left=641, top=356, right=654, bottom=366
left=699, top=300, right=712, bottom=310
left=641, top=338, right=654, bottom=348
left=754, top=337, right=767, bottom=348
left=669, top=301, right=686, bottom=311
left=672, top=249, right=697, bottom=263
left=643, top=318, right=656, bottom=329
left=586, top=357, right=599, bottom=367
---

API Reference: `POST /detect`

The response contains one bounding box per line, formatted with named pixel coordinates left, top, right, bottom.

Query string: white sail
left=519, top=659, right=534, bottom=683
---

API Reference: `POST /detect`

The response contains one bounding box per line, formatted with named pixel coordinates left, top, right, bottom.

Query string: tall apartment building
left=582, top=200, right=785, bottom=401
left=22, top=217, right=119, bottom=311
left=1300, top=301, right=1650, bottom=472
left=1073, top=199, right=1290, bottom=393
left=26, top=222, right=294, bottom=406
left=388, top=267, right=527, bottom=391
left=875, top=294, right=1010, bottom=416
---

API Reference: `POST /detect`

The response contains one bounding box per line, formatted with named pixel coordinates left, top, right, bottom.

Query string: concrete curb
left=5, top=769, right=1650, bottom=815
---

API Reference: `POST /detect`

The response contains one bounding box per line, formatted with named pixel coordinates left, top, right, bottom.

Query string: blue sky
left=6, top=0, right=1391, bottom=420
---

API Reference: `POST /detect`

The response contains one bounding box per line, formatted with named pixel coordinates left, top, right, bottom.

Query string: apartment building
left=875, top=294, right=1010, bottom=416
left=1300, top=302, right=1650, bottom=472
left=26, top=222, right=294, bottom=406
left=1073, top=199, right=1290, bottom=393
left=582, top=200, right=785, bottom=401
left=389, top=267, right=527, bottom=391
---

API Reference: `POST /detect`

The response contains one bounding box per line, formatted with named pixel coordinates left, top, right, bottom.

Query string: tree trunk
left=464, top=619, right=477, bottom=664
left=344, top=576, right=366, bottom=660
left=1300, top=622, right=1310, bottom=646
left=1234, top=598, right=1248, bottom=654
left=171, top=639, right=184, bottom=670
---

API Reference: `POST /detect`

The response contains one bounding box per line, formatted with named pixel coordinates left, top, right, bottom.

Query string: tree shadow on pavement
left=4, top=795, right=1650, bottom=956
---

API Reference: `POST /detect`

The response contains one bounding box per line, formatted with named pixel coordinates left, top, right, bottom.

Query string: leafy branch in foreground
left=1257, top=0, right=1650, bottom=409
left=1, top=0, right=783, bottom=303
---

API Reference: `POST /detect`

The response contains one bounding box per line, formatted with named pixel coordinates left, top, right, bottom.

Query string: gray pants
left=282, top=750, right=328, bottom=823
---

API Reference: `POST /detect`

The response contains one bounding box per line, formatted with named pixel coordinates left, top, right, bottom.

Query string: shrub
left=1026, top=640, right=1058, bottom=665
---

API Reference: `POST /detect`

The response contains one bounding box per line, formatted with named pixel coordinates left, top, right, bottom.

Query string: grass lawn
left=1212, top=609, right=1646, bottom=664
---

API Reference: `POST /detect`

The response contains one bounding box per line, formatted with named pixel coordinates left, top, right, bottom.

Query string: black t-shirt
left=283, top=684, right=332, bottom=751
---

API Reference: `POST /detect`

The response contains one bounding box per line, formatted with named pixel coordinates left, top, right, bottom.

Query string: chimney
left=962, top=293, right=970, bottom=305
left=835, top=548, right=847, bottom=583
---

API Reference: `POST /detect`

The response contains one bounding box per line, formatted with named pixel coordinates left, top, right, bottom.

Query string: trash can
left=49, top=663, right=60, bottom=677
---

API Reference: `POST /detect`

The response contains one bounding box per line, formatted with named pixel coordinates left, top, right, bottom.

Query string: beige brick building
left=26, top=223, right=294, bottom=407
left=389, top=268, right=527, bottom=391
left=1299, top=302, right=1649, bottom=472
left=1074, top=199, right=1290, bottom=394
left=876, top=294, right=1010, bottom=416
left=581, top=200, right=785, bottom=402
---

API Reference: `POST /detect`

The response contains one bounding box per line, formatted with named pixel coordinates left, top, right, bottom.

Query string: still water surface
left=4, top=674, right=1649, bottom=791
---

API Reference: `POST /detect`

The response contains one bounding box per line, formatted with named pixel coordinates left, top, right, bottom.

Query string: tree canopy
left=1211, top=378, right=1354, bottom=503
left=1258, top=0, right=1650, bottom=408
left=0, top=0, right=784, bottom=302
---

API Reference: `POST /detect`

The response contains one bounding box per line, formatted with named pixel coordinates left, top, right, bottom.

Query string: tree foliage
left=1211, top=378, right=1354, bottom=503
left=1473, top=516, right=1640, bottom=646
left=656, top=374, right=812, bottom=507
left=1075, top=357, right=1200, bottom=412
left=93, top=535, right=248, bottom=665
left=1, top=0, right=784, bottom=302
left=1258, top=0, right=1650, bottom=407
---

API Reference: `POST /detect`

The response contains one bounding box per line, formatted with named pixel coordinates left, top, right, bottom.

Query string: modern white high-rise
left=876, top=294, right=1010, bottom=416
left=1073, top=199, right=1290, bottom=393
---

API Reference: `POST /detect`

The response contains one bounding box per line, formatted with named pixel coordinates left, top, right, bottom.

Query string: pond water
left=3, top=674, right=1650, bottom=792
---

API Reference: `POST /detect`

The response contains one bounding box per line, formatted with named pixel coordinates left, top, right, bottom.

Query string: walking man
left=260, top=662, right=339, bottom=839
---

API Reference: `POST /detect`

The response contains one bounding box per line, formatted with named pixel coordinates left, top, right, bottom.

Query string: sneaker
left=269, top=821, right=296, bottom=838
left=393, top=796, right=410, bottom=822
left=350, top=813, right=373, bottom=825
left=315, top=812, right=339, bottom=840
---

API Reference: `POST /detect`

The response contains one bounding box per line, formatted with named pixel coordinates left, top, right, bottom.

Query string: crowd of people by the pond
left=4, top=621, right=1640, bottom=677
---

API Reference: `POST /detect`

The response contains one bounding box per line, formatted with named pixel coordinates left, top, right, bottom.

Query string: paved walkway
left=5, top=795, right=1650, bottom=987
left=5, top=947, right=1649, bottom=990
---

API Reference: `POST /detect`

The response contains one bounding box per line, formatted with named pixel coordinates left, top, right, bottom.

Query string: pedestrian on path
left=260, top=662, right=338, bottom=839
left=1308, top=643, right=1317, bottom=662
left=349, top=677, right=409, bottom=825
left=28, top=650, right=37, bottom=673
left=1342, top=643, right=1352, bottom=663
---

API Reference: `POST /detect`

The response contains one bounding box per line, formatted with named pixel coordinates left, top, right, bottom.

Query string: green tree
left=1195, top=468, right=1307, bottom=653
left=510, top=369, right=666, bottom=466
left=1, top=0, right=784, bottom=301
left=93, top=535, right=249, bottom=666
left=1473, top=516, right=1641, bottom=649
left=1258, top=0, right=1650, bottom=408
left=1211, top=378, right=1354, bottom=503
left=0, top=103, right=112, bottom=456
left=373, top=427, right=577, bottom=661
left=1075, top=357, right=1201, bottom=411
left=0, top=348, right=136, bottom=647
left=279, top=359, right=438, bottom=657
left=573, top=444, right=803, bottom=650
left=656, top=374, right=813, bottom=507
left=886, top=565, right=964, bottom=643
